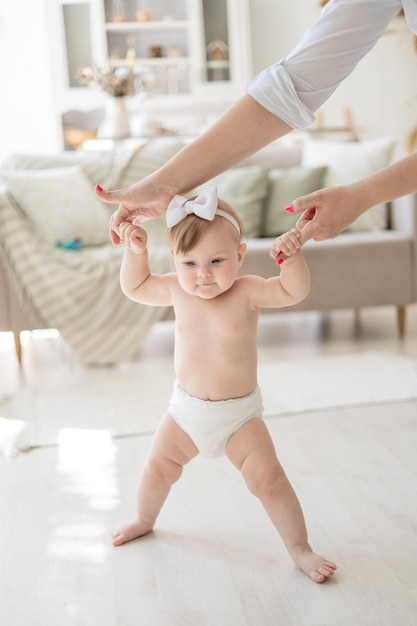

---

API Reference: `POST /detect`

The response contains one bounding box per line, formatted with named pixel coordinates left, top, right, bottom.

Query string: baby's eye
left=184, top=260, right=196, bottom=267
left=211, top=258, right=223, bottom=264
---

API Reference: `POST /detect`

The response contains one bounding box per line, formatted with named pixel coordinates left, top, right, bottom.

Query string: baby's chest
left=176, top=297, right=256, bottom=341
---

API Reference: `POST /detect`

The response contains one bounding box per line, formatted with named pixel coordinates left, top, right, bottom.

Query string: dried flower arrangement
left=77, top=65, right=137, bottom=97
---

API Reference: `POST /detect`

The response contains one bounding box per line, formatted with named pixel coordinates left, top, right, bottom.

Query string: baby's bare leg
left=226, top=418, right=337, bottom=583
left=112, top=412, right=198, bottom=546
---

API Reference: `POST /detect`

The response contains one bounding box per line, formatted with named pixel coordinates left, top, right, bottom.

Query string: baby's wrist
left=280, top=251, right=302, bottom=265
left=127, top=245, right=147, bottom=256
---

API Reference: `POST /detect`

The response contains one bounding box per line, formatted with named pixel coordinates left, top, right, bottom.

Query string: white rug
left=259, top=350, right=417, bottom=415
left=1, top=350, right=417, bottom=457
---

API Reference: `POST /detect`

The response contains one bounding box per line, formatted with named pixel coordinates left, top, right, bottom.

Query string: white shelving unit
left=48, top=0, right=252, bottom=139
left=103, top=6, right=195, bottom=95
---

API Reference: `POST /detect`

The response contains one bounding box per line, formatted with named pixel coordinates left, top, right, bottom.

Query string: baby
left=114, top=187, right=336, bottom=584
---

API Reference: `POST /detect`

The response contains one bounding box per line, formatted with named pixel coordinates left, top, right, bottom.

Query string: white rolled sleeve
left=247, top=0, right=411, bottom=129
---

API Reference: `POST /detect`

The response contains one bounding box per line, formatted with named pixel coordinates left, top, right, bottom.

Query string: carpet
left=259, top=350, right=417, bottom=416
left=1, top=350, right=417, bottom=457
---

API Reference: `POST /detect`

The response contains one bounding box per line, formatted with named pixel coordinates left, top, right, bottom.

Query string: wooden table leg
left=13, top=332, right=22, bottom=364
left=397, top=306, right=406, bottom=338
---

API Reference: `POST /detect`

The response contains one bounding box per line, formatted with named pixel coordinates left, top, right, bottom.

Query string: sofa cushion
left=1, top=151, right=116, bottom=189
left=262, top=166, right=327, bottom=236
left=192, top=166, right=269, bottom=238
left=238, top=139, right=303, bottom=169
left=5, top=166, right=111, bottom=246
left=115, top=138, right=186, bottom=189
left=302, top=137, right=396, bottom=231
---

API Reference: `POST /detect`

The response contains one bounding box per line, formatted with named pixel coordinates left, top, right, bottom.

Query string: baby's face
left=173, top=220, right=246, bottom=299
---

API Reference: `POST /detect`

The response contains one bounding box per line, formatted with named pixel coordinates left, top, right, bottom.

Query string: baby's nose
left=198, top=265, right=212, bottom=277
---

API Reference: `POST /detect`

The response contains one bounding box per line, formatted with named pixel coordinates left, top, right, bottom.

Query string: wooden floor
left=1, top=305, right=417, bottom=626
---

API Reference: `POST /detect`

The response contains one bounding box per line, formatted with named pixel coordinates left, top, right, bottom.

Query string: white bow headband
left=166, top=187, right=240, bottom=234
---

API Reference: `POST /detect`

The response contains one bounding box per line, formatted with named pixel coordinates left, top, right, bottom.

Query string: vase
left=97, top=97, right=131, bottom=139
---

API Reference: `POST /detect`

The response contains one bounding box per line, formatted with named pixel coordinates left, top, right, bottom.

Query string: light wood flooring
left=1, top=305, right=417, bottom=626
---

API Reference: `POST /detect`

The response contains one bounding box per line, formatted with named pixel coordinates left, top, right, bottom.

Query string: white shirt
left=247, top=0, right=417, bottom=128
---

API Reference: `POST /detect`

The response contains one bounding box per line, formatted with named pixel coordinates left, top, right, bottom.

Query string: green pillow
left=193, top=166, right=269, bottom=238
left=262, top=166, right=327, bottom=237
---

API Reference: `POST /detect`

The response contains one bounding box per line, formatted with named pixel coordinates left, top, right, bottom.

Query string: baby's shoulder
left=236, top=274, right=267, bottom=289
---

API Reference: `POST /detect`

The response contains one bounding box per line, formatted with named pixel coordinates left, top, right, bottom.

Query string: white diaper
left=168, top=381, right=264, bottom=458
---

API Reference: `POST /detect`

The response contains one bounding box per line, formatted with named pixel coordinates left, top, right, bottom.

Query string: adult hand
left=286, top=185, right=366, bottom=242
left=95, top=181, right=174, bottom=246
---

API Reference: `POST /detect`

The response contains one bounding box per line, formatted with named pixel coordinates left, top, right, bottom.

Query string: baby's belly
left=175, top=348, right=258, bottom=401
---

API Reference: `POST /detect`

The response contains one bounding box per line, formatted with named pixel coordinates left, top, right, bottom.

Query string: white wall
left=248, top=0, right=417, bottom=157
left=0, top=1, right=60, bottom=162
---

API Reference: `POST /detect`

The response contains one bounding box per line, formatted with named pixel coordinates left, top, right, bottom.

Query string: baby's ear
left=238, top=242, right=247, bottom=266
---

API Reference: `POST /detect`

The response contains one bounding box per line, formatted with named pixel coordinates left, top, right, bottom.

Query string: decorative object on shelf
left=97, top=97, right=132, bottom=139
left=77, top=65, right=137, bottom=98
left=130, top=93, right=158, bottom=137
left=149, top=45, right=163, bottom=58
left=77, top=65, right=138, bottom=139
left=206, top=39, right=229, bottom=82
left=168, top=46, right=183, bottom=58
left=206, top=39, right=228, bottom=61
left=136, top=0, right=151, bottom=21
left=112, top=0, right=127, bottom=22
left=126, top=36, right=137, bottom=67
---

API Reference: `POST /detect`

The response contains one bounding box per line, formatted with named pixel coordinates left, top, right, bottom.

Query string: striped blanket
left=0, top=194, right=172, bottom=365
left=0, top=139, right=190, bottom=364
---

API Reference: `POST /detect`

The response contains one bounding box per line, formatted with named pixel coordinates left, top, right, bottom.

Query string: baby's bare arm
left=276, top=253, right=310, bottom=304
left=247, top=229, right=310, bottom=309
left=119, top=223, right=174, bottom=306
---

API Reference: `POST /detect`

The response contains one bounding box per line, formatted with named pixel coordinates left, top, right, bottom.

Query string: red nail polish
left=277, top=258, right=284, bottom=265
left=96, top=184, right=103, bottom=192
left=285, top=204, right=294, bottom=213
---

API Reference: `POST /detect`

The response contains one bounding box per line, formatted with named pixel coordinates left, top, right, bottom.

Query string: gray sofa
left=1, top=137, right=416, bottom=364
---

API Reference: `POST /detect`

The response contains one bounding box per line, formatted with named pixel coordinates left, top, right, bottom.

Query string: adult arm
left=96, top=0, right=402, bottom=243
left=247, top=0, right=401, bottom=121
left=289, top=150, right=417, bottom=241
left=98, top=95, right=292, bottom=244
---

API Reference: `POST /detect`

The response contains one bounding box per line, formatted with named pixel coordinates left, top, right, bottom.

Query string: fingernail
left=96, top=184, right=103, bottom=192
left=277, top=258, right=284, bottom=265
left=285, top=204, right=294, bottom=213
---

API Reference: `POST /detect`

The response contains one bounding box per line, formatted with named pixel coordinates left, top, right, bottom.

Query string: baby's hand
left=118, top=222, right=147, bottom=255
left=269, top=228, right=302, bottom=265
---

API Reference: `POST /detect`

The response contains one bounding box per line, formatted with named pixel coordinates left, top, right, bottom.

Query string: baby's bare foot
left=111, top=519, right=153, bottom=546
left=291, top=547, right=337, bottom=583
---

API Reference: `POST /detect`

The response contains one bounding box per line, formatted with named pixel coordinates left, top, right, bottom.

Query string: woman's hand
left=95, top=180, right=174, bottom=246
left=286, top=185, right=365, bottom=241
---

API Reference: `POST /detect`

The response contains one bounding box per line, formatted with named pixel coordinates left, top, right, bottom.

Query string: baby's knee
left=144, top=455, right=183, bottom=486
left=244, top=461, right=288, bottom=501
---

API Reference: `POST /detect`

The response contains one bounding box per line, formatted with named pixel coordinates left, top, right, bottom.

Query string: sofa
left=1, top=136, right=416, bottom=365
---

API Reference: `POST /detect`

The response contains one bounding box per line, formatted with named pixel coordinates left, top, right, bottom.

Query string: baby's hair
left=168, top=197, right=243, bottom=254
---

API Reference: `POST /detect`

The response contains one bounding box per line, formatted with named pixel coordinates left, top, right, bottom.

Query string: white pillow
left=302, top=137, right=396, bottom=231
left=6, top=166, right=111, bottom=246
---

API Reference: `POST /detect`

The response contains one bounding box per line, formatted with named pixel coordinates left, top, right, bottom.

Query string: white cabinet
left=103, top=0, right=195, bottom=96
left=51, top=0, right=252, bottom=110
